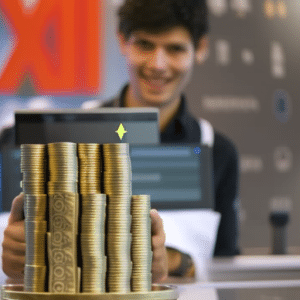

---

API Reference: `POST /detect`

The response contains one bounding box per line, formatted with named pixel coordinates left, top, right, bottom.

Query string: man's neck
left=124, top=86, right=181, bottom=132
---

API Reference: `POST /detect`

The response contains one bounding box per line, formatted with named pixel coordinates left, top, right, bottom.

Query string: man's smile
left=140, top=75, right=173, bottom=92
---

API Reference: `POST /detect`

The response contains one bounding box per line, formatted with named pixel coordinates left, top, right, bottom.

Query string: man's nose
left=148, top=48, right=168, bottom=70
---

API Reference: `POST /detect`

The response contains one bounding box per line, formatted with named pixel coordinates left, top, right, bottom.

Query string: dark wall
left=186, top=0, right=300, bottom=251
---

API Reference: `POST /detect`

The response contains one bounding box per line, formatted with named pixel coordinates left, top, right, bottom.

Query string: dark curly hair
left=118, top=0, right=209, bottom=47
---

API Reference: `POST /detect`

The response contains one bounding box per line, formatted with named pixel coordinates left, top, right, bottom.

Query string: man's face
left=119, top=26, right=199, bottom=108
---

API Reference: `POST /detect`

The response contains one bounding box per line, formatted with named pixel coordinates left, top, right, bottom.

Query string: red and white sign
left=0, top=0, right=102, bottom=95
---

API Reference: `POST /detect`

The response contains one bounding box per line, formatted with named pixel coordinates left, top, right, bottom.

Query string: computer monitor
left=0, top=109, right=214, bottom=211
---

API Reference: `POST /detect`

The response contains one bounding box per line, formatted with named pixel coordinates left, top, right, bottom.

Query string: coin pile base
left=1, top=285, right=178, bottom=300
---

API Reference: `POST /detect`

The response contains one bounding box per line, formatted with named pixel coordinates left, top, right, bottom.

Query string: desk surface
left=207, top=255, right=300, bottom=282
left=169, top=257, right=300, bottom=300
left=177, top=280, right=300, bottom=300
left=208, top=255, right=300, bottom=271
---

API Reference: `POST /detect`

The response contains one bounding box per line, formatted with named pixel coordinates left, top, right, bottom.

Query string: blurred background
left=0, top=0, right=299, bottom=255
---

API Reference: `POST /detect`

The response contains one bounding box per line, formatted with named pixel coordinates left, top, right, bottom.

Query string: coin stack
left=78, top=143, right=101, bottom=194
left=21, top=144, right=47, bottom=293
left=131, top=195, right=152, bottom=292
left=78, top=144, right=107, bottom=293
left=47, top=142, right=79, bottom=293
left=103, top=143, right=132, bottom=293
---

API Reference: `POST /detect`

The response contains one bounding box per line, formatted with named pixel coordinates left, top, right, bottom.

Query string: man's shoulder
left=213, top=130, right=238, bottom=161
left=100, top=99, right=115, bottom=107
left=99, top=91, right=122, bottom=108
left=0, top=126, right=15, bottom=150
left=212, top=130, right=239, bottom=197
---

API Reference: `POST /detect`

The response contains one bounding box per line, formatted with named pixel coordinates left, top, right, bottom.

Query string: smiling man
left=103, top=0, right=240, bottom=262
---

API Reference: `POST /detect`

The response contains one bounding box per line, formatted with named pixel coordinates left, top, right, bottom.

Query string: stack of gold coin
left=78, top=143, right=101, bottom=194
left=103, top=143, right=132, bottom=293
left=21, top=144, right=46, bottom=194
left=81, top=194, right=107, bottom=293
left=131, top=195, right=152, bottom=292
left=24, top=215, right=47, bottom=292
left=47, top=142, right=79, bottom=293
left=48, top=142, right=78, bottom=194
left=21, top=144, right=47, bottom=293
left=79, top=144, right=106, bottom=292
left=24, top=195, right=47, bottom=273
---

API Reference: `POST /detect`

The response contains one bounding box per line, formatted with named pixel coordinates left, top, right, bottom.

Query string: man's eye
left=136, top=40, right=153, bottom=50
left=168, top=46, right=185, bottom=53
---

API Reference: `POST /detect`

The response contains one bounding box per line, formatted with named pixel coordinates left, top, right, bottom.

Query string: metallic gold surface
left=78, top=143, right=101, bottom=195
left=47, top=143, right=79, bottom=293
left=21, top=144, right=47, bottom=293
left=78, top=144, right=106, bottom=292
left=131, top=195, right=152, bottom=292
left=47, top=194, right=79, bottom=293
left=1, top=285, right=178, bottom=300
left=80, top=194, right=107, bottom=293
left=23, top=266, right=46, bottom=293
left=48, top=142, right=78, bottom=182
left=103, top=144, right=132, bottom=293
left=20, top=144, right=46, bottom=195
left=24, top=195, right=47, bottom=221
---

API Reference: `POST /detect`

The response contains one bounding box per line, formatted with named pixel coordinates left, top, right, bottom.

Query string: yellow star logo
left=115, top=123, right=127, bottom=140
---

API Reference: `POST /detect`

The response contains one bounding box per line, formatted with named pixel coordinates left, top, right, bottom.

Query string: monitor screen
left=130, top=144, right=214, bottom=210
left=15, top=108, right=160, bottom=145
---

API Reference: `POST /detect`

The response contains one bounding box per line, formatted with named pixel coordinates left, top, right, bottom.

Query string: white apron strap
left=199, top=118, right=214, bottom=147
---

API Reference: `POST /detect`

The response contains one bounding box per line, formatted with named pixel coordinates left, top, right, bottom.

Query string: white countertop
left=208, top=255, right=300, bottom=272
